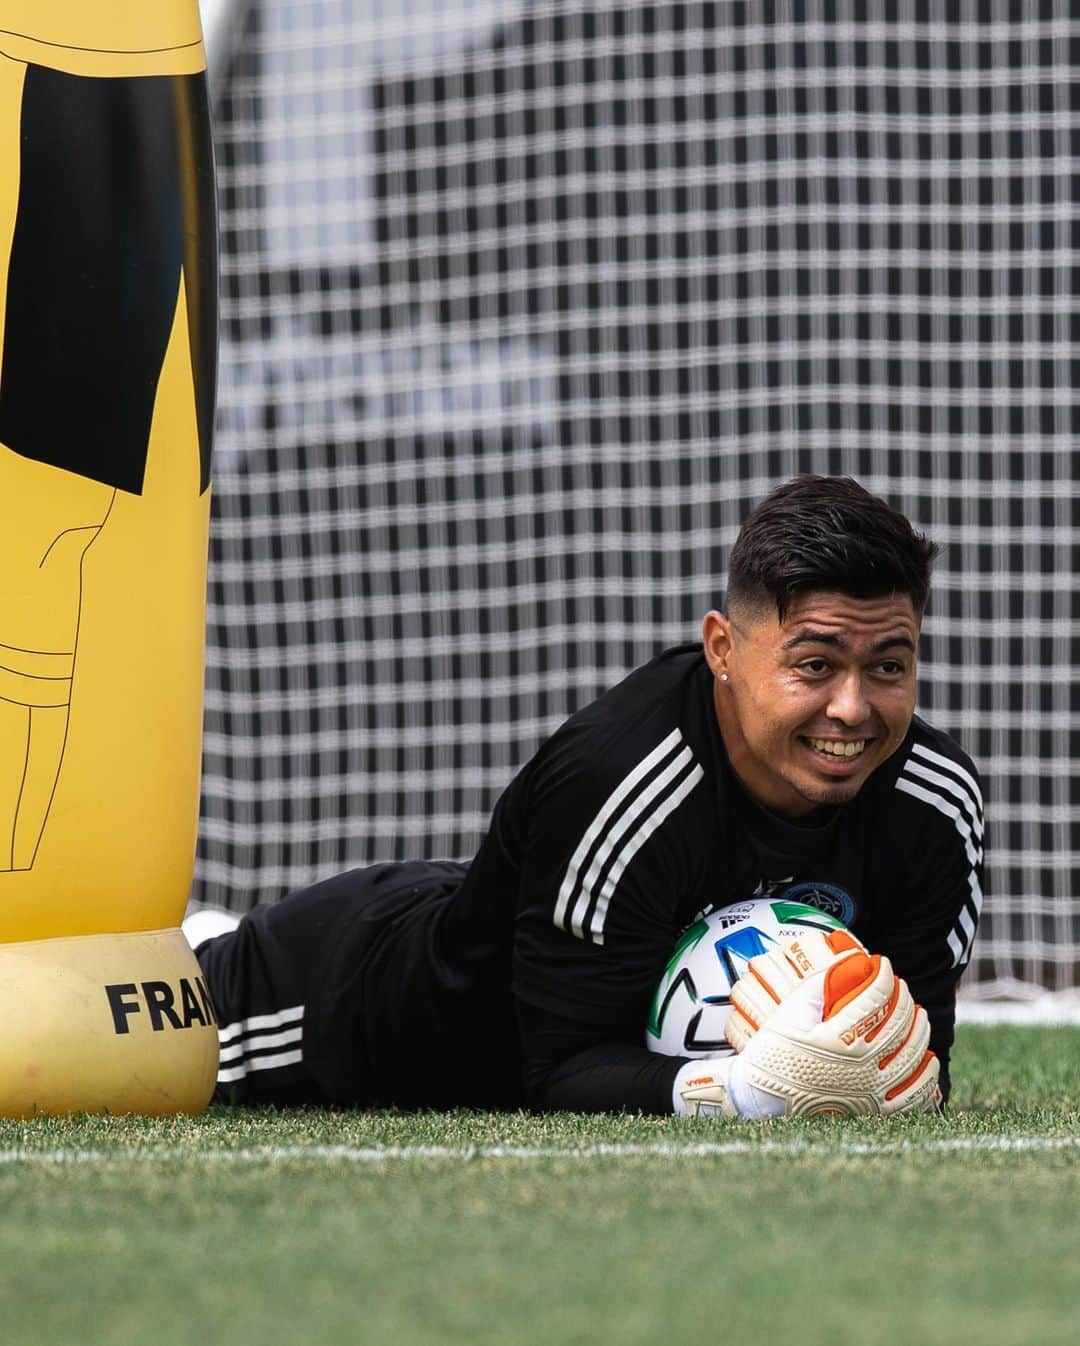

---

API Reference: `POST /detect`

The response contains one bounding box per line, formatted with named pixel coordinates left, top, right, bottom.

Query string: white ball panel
left=644, top=896, right=848, bottom=1059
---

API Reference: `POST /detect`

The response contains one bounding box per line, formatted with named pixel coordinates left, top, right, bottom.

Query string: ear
left=701, top=610, right=734, bottom=680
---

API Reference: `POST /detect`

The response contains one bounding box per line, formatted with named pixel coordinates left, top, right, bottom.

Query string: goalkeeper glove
left=725, top=927, right=867, bottom=1053
left=673, top=930, right=940, bottom=1119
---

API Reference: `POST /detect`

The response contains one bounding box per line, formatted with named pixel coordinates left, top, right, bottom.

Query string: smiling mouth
left=804, top=736, right=870, bottom=762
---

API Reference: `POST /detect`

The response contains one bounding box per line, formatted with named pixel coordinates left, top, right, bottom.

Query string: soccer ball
left=644, top=897, right=849, bottom=1058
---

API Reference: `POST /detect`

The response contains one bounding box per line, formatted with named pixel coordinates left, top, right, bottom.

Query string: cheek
left=744, top=674, right=822, bottom=735
left=773, top=671, right=825, bottom=711
left=877, top=685, right=917, bottom=736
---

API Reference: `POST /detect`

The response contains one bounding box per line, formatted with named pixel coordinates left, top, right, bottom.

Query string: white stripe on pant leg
left=217, top=1047, right=305, bottom=1084
left=218, top=1003, right=304, bottom=1048
left=219, top=1024, right=304, bottom=1066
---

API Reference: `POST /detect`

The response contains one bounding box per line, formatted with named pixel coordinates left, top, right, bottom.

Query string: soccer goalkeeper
left=189, top=475, right=982, bottom=1119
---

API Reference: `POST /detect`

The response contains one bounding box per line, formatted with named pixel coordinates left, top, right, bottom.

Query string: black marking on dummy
left=0, top=66, right=216, bottom=494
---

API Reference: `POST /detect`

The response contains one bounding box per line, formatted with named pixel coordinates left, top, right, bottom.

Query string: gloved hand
left=673, top=929, right=940, bottom=1119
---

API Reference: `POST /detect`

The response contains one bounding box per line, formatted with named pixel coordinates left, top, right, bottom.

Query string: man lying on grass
left=188, top=475, right=982, bottom=1120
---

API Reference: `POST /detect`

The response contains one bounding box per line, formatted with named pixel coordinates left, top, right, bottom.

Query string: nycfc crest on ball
left=645, top=898, right=848, bottom=1058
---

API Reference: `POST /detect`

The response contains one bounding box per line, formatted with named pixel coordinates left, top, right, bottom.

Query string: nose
left=826, top=670, right=870, bottom=727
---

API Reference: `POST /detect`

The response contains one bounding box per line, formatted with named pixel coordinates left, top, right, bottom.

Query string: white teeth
left=808, top=737, right=866, bottom=758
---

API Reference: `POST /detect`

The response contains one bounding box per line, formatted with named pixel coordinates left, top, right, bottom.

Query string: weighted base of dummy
left=0, top=928, right=219, bottom=1117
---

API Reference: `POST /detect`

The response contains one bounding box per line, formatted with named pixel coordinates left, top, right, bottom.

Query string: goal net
left=196, top=1, right=1079, bottom=1005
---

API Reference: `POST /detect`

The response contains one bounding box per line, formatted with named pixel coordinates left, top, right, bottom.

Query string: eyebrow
left=781, top=630, right=917, bottom=655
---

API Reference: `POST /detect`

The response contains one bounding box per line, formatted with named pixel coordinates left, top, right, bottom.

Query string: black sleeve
left=499, top=716, right=708, bottom=1112
left=877, top=755, right=986, bottom=1104
left=516, top=997, right=686, bottom=1114
left=510, top=722, right=706, bottom=1009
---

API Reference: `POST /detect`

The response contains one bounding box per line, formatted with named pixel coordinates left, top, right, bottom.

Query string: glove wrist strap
left=672, top=1057, right=788, bottom=1120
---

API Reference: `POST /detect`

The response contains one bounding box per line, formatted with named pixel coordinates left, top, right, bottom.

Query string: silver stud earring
left=720, top=673, right=729, bottom=683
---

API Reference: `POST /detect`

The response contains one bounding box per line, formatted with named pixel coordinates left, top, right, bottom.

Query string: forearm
left=922, top=996, right=956, bottom=1105
left=528, top=1042, right=685, bottom=1114
left=906, top=967, right=961, bottom=1105
left=517, top=995, right=686, bottom=1113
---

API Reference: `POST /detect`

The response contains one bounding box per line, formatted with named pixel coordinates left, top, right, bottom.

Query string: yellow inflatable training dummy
left=0, top=2, right=218, bottom=1114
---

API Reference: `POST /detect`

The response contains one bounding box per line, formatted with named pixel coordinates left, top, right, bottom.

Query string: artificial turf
left=0, top=1025, right=1076, bottom=1346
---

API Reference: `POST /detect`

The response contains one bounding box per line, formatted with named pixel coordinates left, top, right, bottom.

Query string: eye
left=797, top=658, right=832, bottom=677
left=877, top=659, right=907, bottom=677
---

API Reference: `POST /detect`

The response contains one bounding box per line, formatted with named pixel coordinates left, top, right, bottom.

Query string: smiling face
left=702, top=590, right=919, bottom=818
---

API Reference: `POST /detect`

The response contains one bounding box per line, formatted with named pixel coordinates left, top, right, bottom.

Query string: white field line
left=0, top=1134, right=1077, bottom=1166
left=956, top=1002, right=1080, bottom=1026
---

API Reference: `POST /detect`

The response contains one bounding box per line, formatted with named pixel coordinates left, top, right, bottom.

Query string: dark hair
left=726, top=475, right=939, bottom=621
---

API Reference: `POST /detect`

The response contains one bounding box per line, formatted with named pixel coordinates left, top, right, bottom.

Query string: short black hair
left=726, top=475, right=939, bottom=621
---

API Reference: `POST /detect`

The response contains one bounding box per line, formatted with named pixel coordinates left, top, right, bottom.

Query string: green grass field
left=1, top=1025, right=1077, bottom=1346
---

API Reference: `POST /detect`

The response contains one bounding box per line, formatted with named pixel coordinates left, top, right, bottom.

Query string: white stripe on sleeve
left=910, top=744, right=982, bottom=818
left=895, top=777, right=982, bottom=870
left=553, top=727, right=682, bottom=932
left=903, top=760, right=984, bottom=840
left=568, top=744, right=697, bottom=940
left=895, top=775, right=983, bottom=968
left=586, top=760, right=705, bottom=944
